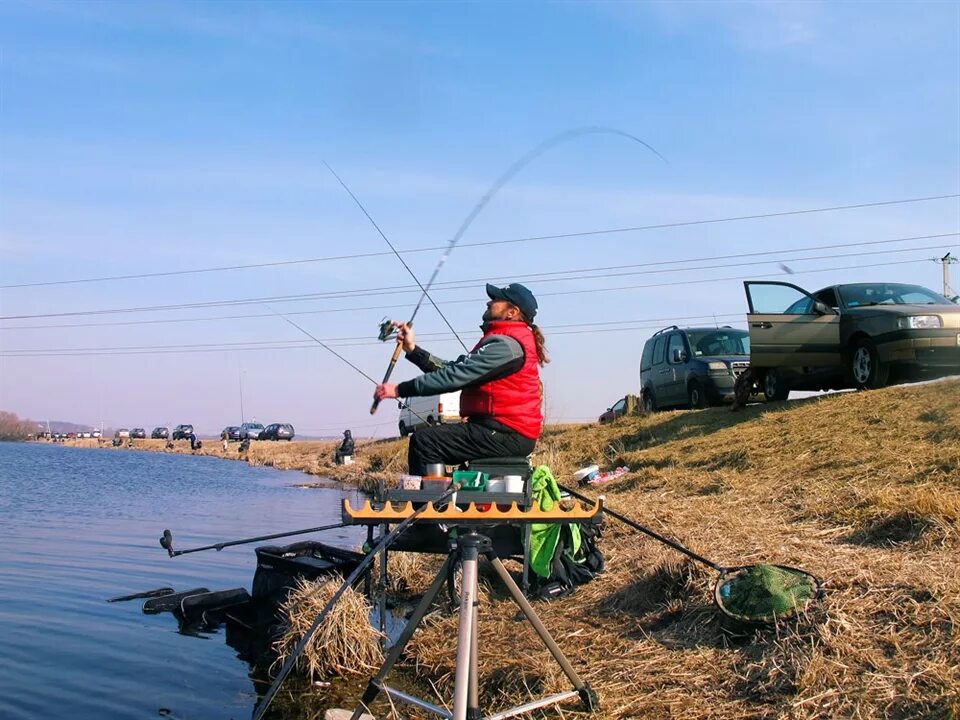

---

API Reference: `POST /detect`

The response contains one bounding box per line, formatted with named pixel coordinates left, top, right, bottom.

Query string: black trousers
left=407, top=422, right=536, bottom=475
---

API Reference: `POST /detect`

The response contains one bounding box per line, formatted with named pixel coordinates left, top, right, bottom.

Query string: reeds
left=272, top=576, right=384, bottom=679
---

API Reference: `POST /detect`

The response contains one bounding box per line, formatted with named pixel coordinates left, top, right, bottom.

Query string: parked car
left=221, top=426, right=242, bottom=441
left=151, top=427, right=169, bottom=439
left=744, top=281, right=960, bottom=400
left=640, top=326, right=752, bottom=411
left=260, top=423, right=295, bottom=441
left=240, top=422, right=265, bottom=440
left=398, top=391, right=462, bottom=437
left=130, top=428, right=147, bottom=439
left=92, top=430, right=102, bottom=438
left=171, top=424, right=194, bottom=440
left=115, top=428, right=130, bottom=439
left=599, top=397, right=628, bottom=423
left=80, top=431, right=92, bottom=439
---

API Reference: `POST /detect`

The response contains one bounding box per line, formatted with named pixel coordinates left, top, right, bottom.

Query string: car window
left=838, top=283, right=948, bottom=307
left=747, top=282, right=817, bottom=314
left=652, top=336, right=666, bottom=365
left=611, top=399, right=626, bottom=413
left=640, top=340, right=653, bottom=371
left=667, top=333, right=686, bottom=364
left=814, top=288, right=840, bottom=310
left=686, top=329, right=750, bottom=356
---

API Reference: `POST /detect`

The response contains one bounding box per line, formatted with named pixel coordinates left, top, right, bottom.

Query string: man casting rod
left=366, top=125, right=666, bottom=414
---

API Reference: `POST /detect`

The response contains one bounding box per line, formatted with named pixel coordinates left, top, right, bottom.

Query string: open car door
left=744, top=281, right=842, bottom=368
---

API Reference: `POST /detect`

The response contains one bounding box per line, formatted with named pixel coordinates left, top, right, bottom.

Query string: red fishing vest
left=459, top=321, right=543, bottom=439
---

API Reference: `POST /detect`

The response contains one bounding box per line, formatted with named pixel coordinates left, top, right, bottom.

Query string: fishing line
left=406, top=125, right=668, bottom=325
left=323, top=161, right=467, bottom=352
left=369, top=125, right=667, bottom=413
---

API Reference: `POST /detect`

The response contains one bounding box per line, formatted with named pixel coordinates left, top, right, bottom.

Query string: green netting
left=718, top=564, right=815, bottom=621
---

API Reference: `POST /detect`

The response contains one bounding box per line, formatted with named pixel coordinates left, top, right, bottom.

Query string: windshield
left=247, top=423, right=264, bottom=430
left=685, top=329, right=750, bottom=357
left=838, top=283, right=948, bottom=308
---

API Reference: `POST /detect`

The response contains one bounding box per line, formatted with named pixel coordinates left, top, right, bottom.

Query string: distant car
left=240, top=422, right=265, bottom=440
left=92, top=430, right=102, bottom=439
left=221, top=426, right=242, bottom=441
left=151, top=427, right=169, bottom=439
left=115, top=428, right=130, bottom=439
left=744, top=281, right=960, bottom=400
left=599, top=398, right=628, bottom=423
left=81, top=431, right=92, bottom=439
left=640, top=326, right=752, bottom=411
left=171, top=424, right=194, bottom=440
left=260, top=423, right=295, bottom=441
left=130, top=428, right=147, bottom=439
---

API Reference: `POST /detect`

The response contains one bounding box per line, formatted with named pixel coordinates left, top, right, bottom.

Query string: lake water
left=0, top=441, right=368, bottom=720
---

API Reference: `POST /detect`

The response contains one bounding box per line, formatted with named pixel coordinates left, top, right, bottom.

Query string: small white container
left=504, top=475, right=524, bottom=493
left=400, top=474, right=422, bottom=490
left=342, top=455, right=354, bottom=466
left=487, top=478, right=506, bottom=492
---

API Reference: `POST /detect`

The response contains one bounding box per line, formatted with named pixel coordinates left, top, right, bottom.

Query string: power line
left=1, top=233, right=955, bottom=322
left=1, top=193, right=956, bottom=290
left=0, top=255, right=937, bottom=357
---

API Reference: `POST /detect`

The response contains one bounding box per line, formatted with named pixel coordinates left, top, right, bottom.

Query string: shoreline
left=30, top=436, right=403, bottom=491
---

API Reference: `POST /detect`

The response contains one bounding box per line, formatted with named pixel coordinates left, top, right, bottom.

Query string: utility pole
left=937, top=252, right=958, bottom=300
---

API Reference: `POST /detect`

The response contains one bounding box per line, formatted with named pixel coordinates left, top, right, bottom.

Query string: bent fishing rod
left=268, top=128, right=665, bottom=417
left=158, top=521, right=348, bottom=558
left=361, top=126, right=667, bottom=414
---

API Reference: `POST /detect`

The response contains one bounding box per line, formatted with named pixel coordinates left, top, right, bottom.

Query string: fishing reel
left=377, top=317, right=397, bottom=342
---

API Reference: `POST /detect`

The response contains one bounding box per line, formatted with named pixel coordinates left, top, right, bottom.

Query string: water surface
left=0, top=441, right=367, bottom=720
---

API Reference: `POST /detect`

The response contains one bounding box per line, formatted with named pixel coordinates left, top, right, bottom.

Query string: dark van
left=639, top=326, right=751, bottom=411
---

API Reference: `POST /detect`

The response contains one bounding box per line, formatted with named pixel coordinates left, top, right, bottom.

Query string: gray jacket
left=395, top=331, right=526, bottom=398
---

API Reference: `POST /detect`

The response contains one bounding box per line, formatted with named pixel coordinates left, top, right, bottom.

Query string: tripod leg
left=350, top=554, right=453, bottom=720
left=468, top=593, right=479, bottom=719
left=486, top=554, right=595, bottom=708
left=453, top=541, right=481, bottom=720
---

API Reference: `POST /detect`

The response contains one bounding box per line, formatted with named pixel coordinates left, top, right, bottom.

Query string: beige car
left=744, top=281, right=960, bottom=400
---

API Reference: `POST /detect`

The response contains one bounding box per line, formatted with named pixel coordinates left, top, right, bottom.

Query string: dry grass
left=66, top=378, right=960, bottom=718
left=272, top=576, right=384, bottom=679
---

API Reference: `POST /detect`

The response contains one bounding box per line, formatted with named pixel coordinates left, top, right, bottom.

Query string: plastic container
left=452, top=470, right=488, bottom=491
left=487, top=477, right=506, bottom=492
left=504, top=475, right=524, bottom=493
left=399, top=474, right=422, bottom=490
left=421, top=477, right=450, bottom=492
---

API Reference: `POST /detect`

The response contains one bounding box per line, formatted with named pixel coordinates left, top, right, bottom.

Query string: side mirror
left=812, top=300, right=835, bottom=315
left=672, top=348, right=687, bottom=363
left=397, top=401, right=403, bottom=409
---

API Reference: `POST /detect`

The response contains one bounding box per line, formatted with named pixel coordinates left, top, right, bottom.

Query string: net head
left=715, top=564, right=821, bottom=624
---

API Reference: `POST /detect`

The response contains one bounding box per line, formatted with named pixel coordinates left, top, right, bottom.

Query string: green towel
left=529, top=466, right=581, bottom=578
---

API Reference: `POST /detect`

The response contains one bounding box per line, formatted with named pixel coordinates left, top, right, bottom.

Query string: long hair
left=520, top=312, right=549, bottom=366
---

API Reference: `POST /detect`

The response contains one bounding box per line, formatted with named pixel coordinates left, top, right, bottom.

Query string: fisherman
left=374, top=282, right=547, bottom=475
left=335, top=429, right=354, bottom=465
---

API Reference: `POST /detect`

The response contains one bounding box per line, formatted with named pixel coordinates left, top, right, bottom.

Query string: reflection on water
left=0, top=442, right=368, bottom=720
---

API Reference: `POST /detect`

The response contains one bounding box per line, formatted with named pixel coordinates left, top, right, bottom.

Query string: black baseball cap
left=486, top=282, right=538, bottom=322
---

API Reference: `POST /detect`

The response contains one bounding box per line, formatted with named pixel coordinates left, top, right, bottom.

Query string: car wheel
left=688, top=380, right=709, bottom=409
left=763, top=369, right=790, bottom=402
left=398, top=421, right=408, bottom=437
left=642, top=390, right=656, bottom=413
left=850, top=337, right=889, bottom=389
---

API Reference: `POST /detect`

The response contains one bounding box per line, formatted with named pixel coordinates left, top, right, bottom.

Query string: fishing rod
left=158, top=521, right=348, bottom=558
left=320, top=161, right=470, bottom=415
left=366, top=126, right=667, bottom=414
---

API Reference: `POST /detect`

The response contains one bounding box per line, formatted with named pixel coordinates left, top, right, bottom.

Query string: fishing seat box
left=248, top=541, right=365, bottom=622
left=376, top=456, right=535, bottom=592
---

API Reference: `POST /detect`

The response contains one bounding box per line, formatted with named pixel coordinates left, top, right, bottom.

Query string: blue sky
left=1, top=0, right=958, bottom=436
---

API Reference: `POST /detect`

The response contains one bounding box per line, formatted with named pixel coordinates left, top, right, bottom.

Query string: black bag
left=534, top=516, right=604, bottom=600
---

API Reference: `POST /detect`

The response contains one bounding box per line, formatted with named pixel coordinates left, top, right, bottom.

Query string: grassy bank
left=53, top=379, right=960, bottom=718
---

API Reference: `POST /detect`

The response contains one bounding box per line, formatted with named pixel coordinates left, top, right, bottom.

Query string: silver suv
left=639, top=326, right=751, bottom=411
